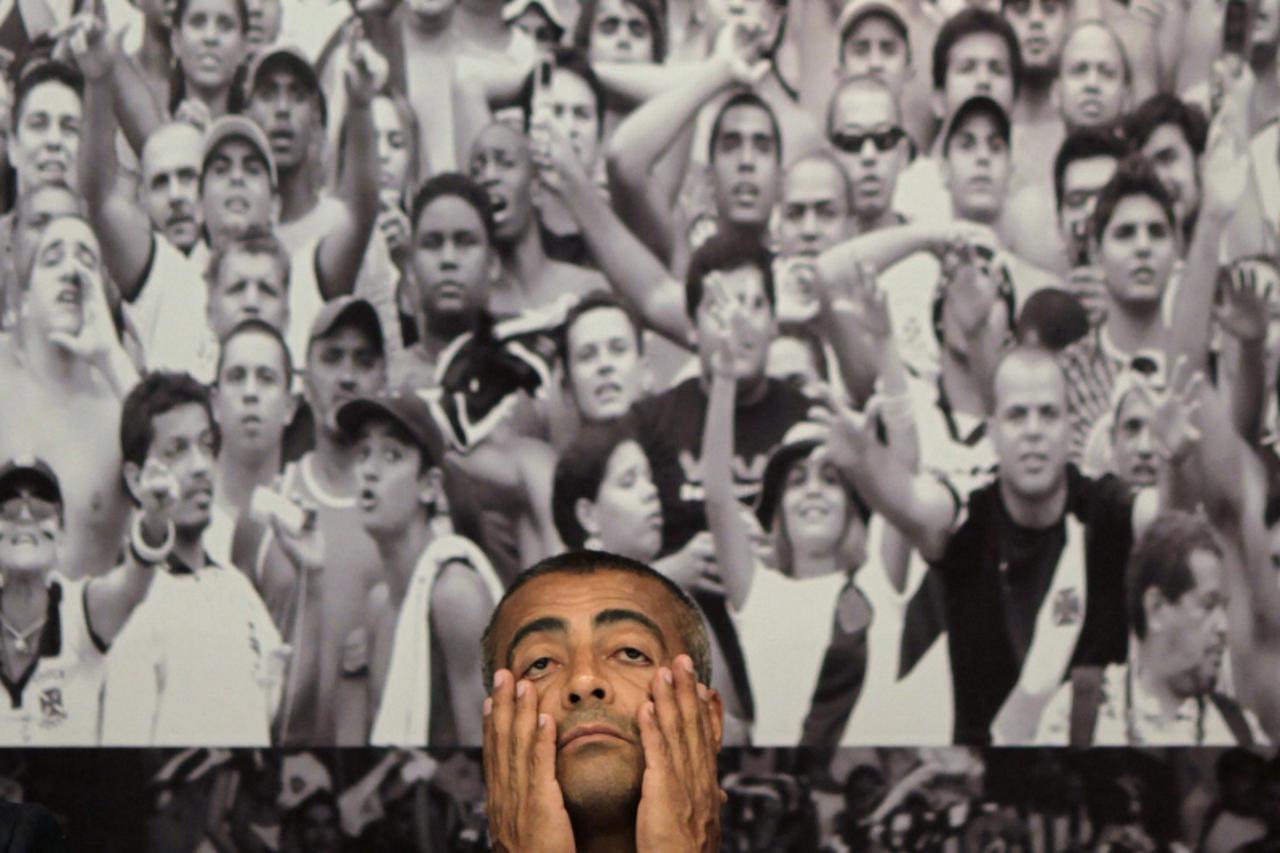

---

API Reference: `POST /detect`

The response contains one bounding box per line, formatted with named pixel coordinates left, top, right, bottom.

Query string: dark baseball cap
left=201, top=114, right=279, bottom=188
left=754, top=421, right=869, bottom=530
left=0, top=456, right=62, bottom=506
left=941, top=95, right=1012, bottom=156
left=336, top=387, right=446, bottom=469
left=307, top=296, right=384, bottom=353
left=837, top=0, right=910, bottom=46
left=244, top=44, right=327, bottom=126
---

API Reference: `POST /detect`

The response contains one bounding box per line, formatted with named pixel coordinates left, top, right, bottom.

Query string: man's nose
left=1133, top=426, right=1154, bottom=454
left=563, top=656, right=611, bottom=706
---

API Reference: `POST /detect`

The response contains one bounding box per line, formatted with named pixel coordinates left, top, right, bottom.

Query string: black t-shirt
left=629, top=376, right=812, bottom=552
left=932, top=465, right=1133, bottom=744
left=628, top=375, right=812, bottom=722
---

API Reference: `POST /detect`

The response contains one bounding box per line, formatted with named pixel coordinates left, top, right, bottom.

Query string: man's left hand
left=635, top=654, right=724, bottom=853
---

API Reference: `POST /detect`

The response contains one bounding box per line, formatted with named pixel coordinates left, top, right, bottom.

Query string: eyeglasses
left=0, top=494, right=58, bottom=523
left=830, top=127, right=906, bottom=154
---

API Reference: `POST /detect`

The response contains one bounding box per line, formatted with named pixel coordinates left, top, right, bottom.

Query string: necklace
left=0, top=611, right=44, bottom=655
left=1124, top=663, right=1205, bottom=746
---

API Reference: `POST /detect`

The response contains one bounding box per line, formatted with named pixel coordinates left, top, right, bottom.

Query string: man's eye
left=617, top=647, right=651, bottom=663
left=524, top=657, right=553, bottom=676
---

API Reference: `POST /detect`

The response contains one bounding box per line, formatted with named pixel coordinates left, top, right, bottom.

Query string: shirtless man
left=0, top=215, right=138, bottom=579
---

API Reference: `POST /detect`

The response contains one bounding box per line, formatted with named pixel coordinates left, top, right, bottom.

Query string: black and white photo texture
left=0, top=0, right=1275, bottom=842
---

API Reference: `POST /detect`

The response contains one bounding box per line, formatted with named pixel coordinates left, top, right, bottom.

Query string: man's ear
left=122, top=460, right=143, bottom=506
left=706, top=686, right=725, bottom=751
left=1142, top=586, right=1168, bottom=632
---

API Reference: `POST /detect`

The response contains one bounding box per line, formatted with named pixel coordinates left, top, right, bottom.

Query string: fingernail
left=697, top=683, right=708, bottom=701
left=679, top=655, right=695, bottom=673
left=493, top=670, right=507, bottom=689
left=538, top=713, right=550, bottom=729
left=517, top=680, right=527, bottom=698
left=662, top=668, right=673, bottom=686
left=483, top=697, right=492, bottom=716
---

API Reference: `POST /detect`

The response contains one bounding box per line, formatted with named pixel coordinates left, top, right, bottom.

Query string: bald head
left=993, top=345, right=1067, bottom=408
left=827, top=74, right=902, bottom=138
left=141, top=122, right=204, bottom=251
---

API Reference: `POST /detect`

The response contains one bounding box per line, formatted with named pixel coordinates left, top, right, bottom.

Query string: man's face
left=372, top=96, right=412, bottom=194
left=840, top=16, right=911, bottom=96
left=1141, top=123, right=1201, bottom=225
left=213, top=330, right=293, bottom=456
left=1057, top=154, right=1117, bottom=248
left=1096, top=195, right=1176, bottom=310
left=147, top=402, right=217, bottom=533
left=1003, top=0, right=1068, bottom=75
left=141, top=124, right=203, bottom=251
left=304, top=324, right=386, bottom=435
left=531, top=69, right=600, bottom=169
left=767, top=335, right=824, bottom=397
left=247, top=66, right=321, bottom=173
left=1110, top=389, right=1158, bottom=488
left=0, top=487, right=60, bottom=575
left=695, top=266, right=775, bottom=381
left=710, top=104, right=781, bottom=229
left=201, top=138, right=275, bottom=243
left=1059, top=25, right=1128, bottom=129
left=829, top=84, right=907, bottom=222
left=23, top=217, right=100, bottom=337
left=565, top=306, right=644, bottom=422
left=585, top=440, right=663, bottom=558
left=404, top=0, right=455, bottom=23
left=943, top=114, right=1011, bottom=223
left=470, top=124, right=535, bottom=243
left=588, top=0, right=655, bottom=64
left=776, top=158, right=850, bottom=258
left=940, top=33, right=1016, bottom=115
left=991, top=355, right=1070, bottom=501
left=207, top=248, right=288, bottom=339
left=1254, top=0, right=1280, bottom=50
left=411, top=195, right=492, bottom=328
left=1161, top=549, right=1228, bottom=695
left=14, top=187, right=81, bottom=289
left=244, top=0, right=282, bottom=47
left=12, top=80, right=81, bottom=191
left=488, top=570, right=722, bottom=824
left=354, top=420, right=431, bottom=536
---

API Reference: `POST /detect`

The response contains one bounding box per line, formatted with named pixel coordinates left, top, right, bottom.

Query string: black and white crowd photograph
left=0, top=0, right=1273, bottom=842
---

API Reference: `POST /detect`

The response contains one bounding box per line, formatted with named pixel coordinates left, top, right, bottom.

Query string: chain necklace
left=0, top=611, right=44, bottom=655
left=1124, top=663, right=1205, bottom=746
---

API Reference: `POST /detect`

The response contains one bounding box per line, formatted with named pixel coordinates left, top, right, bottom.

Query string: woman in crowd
left=167, top=0, right=250, bottom=119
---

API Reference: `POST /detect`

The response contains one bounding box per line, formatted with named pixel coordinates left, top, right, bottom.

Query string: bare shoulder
left=431, top=560, right=495, bottom=632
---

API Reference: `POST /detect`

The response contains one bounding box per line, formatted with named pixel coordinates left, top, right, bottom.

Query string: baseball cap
left=503, top=0, right=566, bottom=30
left=307, top=296, right=384, bottom=353
left=244, top=44, right=327, bottom=126
left=201, top=114, right=279, bottom=188
left=941, top=95, right=1012, bottom=156
left=336, top=386, right=446, bottom=469
left=754, top=421, right=869, bottom=530
left=0, top=456, right=61, bottom=506
left=837, top=0, right=910, bottom=46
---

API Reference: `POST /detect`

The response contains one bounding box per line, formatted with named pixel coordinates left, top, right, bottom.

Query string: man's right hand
left=1066, top=266, right=1109, bottom=327
left=484, top=670, right=576, bottom=853
left=136, top=458, right=180, bottom=544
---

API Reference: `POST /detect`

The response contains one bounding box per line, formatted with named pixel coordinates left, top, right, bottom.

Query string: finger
left=510, top=678, right=538, bottom=802
left=652, top=665, right=690, bottom=775
left=487, top=669, right=514, bottom=795
left=673, top=654, right=709, bottom=781
left=637, top=698, right=670, bottom=780
left=529, top=712, right=562, bottom=811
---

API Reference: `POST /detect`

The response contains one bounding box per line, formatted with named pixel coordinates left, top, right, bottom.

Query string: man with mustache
left=1036, top=510, right=1267, bottom=745
left=0, top=214, right=139, bottom=580
left=100, top=370, right=321, bottom=745
left=137, top=122, right=205, bottom=255
left=481, top=549, right=726, bottom=851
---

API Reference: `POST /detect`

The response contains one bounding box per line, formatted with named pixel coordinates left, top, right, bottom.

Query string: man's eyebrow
left=505, top=616, right=569, bottom=668
left=594, top=609, right=668, bottom=653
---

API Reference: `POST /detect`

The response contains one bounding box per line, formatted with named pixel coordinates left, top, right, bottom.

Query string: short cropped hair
left=932, top=9, right=1023, bottom=96
left=1122, top=93, right=1209, bottom=157
left=480, top=550, right=713, bottom=687
left=557, top=290, right=645, bottom=366
left=1052, top=127, right=1128, bottom=213
left=825, top=74, right=901, bottom=139
left=1126, top=510, right=1221, bottom=640
left=204, top=225, right=291, bottom=292
left=787, top=148, right=856, bottom=213
left=1091, top=157, right=1176, bottom=242
left=120, top=372, right=219, bottom=493
left=214, top=317, right=294, bottom=388
left=517, top=46, right=606, bottom=138
left=684, top=230, right=776, bottom=321
left=708, top=90, right=783, bottom=164
left=410, top=171, right=497, bottom=247
left=12, top=57, right=83, bottom=129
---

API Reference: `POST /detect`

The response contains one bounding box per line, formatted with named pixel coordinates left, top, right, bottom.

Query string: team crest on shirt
left=1052, top=588, right=1082, bottom=626
left=38, top=688, right=66, bottom=726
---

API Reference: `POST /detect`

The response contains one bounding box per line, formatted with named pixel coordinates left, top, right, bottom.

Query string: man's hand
left=58, top=0, right=116, bottom=81
left=48, top=265, right=119, bottom=369
left=1201, top=97, right=1250, bottom=224
left=941, top=239, right=1006, bottom=341
left=1066, top=266, right=1109, bottom=328
left=377, top=195, right=411, bottom=263
left=529, top=120, right=593, bottom=200
left=135, top=458, right=180, bottom=544
left=828, top=261, right=892, bottom=343
left=343, top=22, right=389, bottom=108
left=484, top=670, right=576, bottom=853
left=654, top=531, right=717, bottom=589
left=711, top=17, right=770, bottom=86
left=173, top=98, right=212, bottom=132
left=272, top=498, right=324, bottom=578
left=1215, top=262, right=1273, bottom=343
left=635, top=655, right=724, bottom=853
left=702, top=272, right=754, bottom=379
left=1140, top=356, right=1205, bottom=464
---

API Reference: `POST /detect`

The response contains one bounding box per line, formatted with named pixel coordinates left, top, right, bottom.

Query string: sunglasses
left=0, top=494, right=58, bottom=523
left=830, top=127, right=906, bottom=154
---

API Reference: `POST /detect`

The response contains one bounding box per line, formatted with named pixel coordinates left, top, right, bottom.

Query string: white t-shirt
left=126, top=235, right=212, bottom=378
left=100, top=554, right=284, bottom=746
left=0, top=574, right=107, bottom=746
left=893, top=157, right=952, bottom=229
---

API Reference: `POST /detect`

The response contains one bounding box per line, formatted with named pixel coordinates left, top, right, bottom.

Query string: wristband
left=130, top=515, right=175, bottom=565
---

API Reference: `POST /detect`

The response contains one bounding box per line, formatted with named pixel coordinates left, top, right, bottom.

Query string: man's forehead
left=1064, top=156, right=1117, bottom=188
left=146, top=125, right=202, bottom=166
left=786, top=159, right=844, bottom=199
left=20, top=80, right=80, bottom=116
left=473, top=124, right=527, bottom=156
left=951, top=31, right=1008, bottom=60
left=38, top=217, right=96, bottom=249
left=720, top=103, right=773, bottom=133
left=152, top=401, right=213, bottom=437
left=1064, top=23, right=1120, bottom=59
left=995, top=355, right=1065, bottom=401
left=496, top=571, right=680, bottom=645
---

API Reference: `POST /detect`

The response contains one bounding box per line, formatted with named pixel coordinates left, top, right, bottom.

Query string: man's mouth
left=594, top=380, right=623, bottom=401
left=7, top=531, right=39, bottom=547
left=968, top=175, right=993, bottom=191
left=1020, top=451, right=1048, bottom=468
left=1024, top=35, right=1049, bottom=53
left=646, top=509, right=663, bottom=531
left=268, top=129, right=294, bottom=149
left=241, top=413, right=263, bottom=428
left=1077, top=98, right=1104, bottom=118
left=37, top=160, right=66, bottom=176
left=558, top=723, right=628, bottom=749
left=185, top=485, right=213, bottom=505
left=731, top=183, right=760, bottom=205
left=166, top=211, right=195, bottom=229
left=487, top=191, right=510, bottom=220
left=224, top=196, right=251, bottom=214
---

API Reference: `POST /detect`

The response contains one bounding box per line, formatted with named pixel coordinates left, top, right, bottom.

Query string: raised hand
left=828, top=261, right=892, bottom=343
left=702, top=272, right=754, bottom=379
left=655, top=531, right=717, bottom=589
left=135, top=458, right=180, bottom=544
left=1202, top=97, right=1250, bottom=223
left=1066, top=266, right=1109, bottom=328
left=272, top=497, right=324, bottom=578
left=58, top=0, right=117, bottom=81
left=173, top=97, right=213, bottom=132
left=528, top=120, right=591, bottom=197
left=343, top=21, right=389, bottom=107
left=484, top=670, right=575, bottom=853
left=1137, top=355, right=1205, bottom=464
left=944, top=239, right=1009, bottom=341
left=809, top=397, right=880, bottom=474
left=711, top=17, right=770, bottom=86
left=1215, top=262, right=1274, bottom=342
left=635, top=655, right=724, bottom=852
left=377, top=195, right=411, bottom=262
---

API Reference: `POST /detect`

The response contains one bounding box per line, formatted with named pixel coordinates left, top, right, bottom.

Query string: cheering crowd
left=0, top=0, right=1277, bottom=751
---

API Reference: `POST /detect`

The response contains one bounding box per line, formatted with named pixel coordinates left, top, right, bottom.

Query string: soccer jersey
left=0, top=575, right=108, bottom=746
left=100, top=550, right=284, bottom=746
left=931, top=465, right=1134, bottom=744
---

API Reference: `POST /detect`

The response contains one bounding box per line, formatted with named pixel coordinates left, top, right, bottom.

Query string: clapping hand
left=634, top=655, right=725, bottom=852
